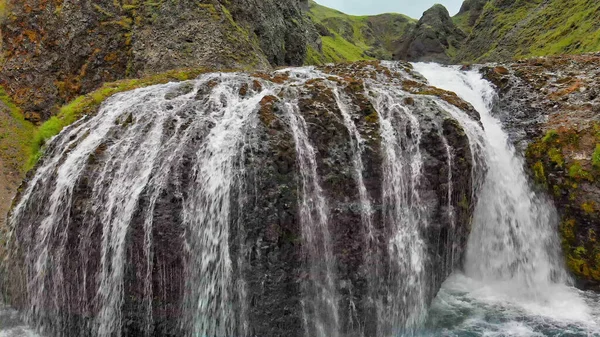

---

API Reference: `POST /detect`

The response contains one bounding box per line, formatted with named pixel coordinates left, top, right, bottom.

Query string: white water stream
left=413, top=63, right=600, bottom=337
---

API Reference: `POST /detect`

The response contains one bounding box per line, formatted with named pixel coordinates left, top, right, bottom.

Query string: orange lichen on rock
left=259, top=95, right=279, bottom=127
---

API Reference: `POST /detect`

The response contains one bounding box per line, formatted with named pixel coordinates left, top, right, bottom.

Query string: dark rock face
left=2, top=61, right=480, bottom=336
left=225, top=0, right=319, bottom=66
left=395, top=4, right=466, bottom=63
left=0, top=0, right=316, bottom=122
left=481, top=54, right=600, bottom=290
left=458, top=0, right=489, bottom=25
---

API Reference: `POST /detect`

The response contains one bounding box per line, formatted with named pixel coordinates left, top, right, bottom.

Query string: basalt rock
left=2, top=61, right=480, bottom=336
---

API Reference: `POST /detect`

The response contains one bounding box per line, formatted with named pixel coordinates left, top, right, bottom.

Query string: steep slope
left=306, top=1, right=416, bottom=64
left=457, top=0, right=600, bottom=62
left=389, top=0, right=600, bottom=64
left=0, top=0, right=317, bottom=123
left=452, top=0, right=488, bottom=35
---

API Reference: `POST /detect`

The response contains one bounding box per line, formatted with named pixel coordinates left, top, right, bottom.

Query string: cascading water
left=2, top=62, right=472, bottom=336
left=413, top=63, right=600, bottom=336
left=372, top=84, right=429, bottom=332
left=2, top=61, right=596, bottom=337
left=285, top=101, right=340, bottom=337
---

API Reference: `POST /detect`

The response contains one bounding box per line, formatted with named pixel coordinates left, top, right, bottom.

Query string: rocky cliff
left=0, top=0, right=318, bottom=123
left=395, top=4, right=466, bottom=63
left=309, top=0, right=600, bottom=65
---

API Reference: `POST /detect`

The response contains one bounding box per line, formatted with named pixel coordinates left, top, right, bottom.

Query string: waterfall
left=285, top=101, right=341, bottom=337
left=413, top=63, right=600, bottom=336
left=3, top=62, right=530, bottom=337
left=372, top=86, right=429, bottom=332
left=413, top=63, right=568, bottom=288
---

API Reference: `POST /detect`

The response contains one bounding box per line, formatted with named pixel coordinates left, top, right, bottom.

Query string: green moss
left=0, top=88, right=35, bottom=174
left=553, top=184, right=561, bottom=197
left=532, top=161, right=547, bottom=185
left=592, top=144, right=600, bottom=169
left=582, top=201, right=596, bottom=214
left=568, top=162, right=593, bottom=181
left=458, top=194, right=469, bottom=210
left=560, top=218, right=576, bottom=242
left=543, top=129, right=559, bottom=143
left=0, top=0, right=7, bottom=23
left=548, top=147, right=564, bottom=168
left=29, top=67, right=209, bottom=169
left=365, top=111, right=378, bottom=124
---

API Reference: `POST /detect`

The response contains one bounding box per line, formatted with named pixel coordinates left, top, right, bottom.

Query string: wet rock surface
left=2, top=61, right=480, bottom=336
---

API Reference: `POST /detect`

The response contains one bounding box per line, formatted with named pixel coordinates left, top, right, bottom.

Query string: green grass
left=0, top=88, right=35, bottom=174
left=306, top=1, right=416, bottom=65
left=527, top=0, right=600, bottom=56
left=460, top=0, right=600, bottom=61
left=29, top=67, right=209, bottom=169
left=320, top=33, right=373, bottom=63
left=592, top=144, right=600, bottom=169
left=452, top=12, right=472, bottom=35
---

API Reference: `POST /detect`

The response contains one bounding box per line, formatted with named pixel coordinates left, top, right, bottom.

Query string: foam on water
left=0, top=306, right=41, bottom=337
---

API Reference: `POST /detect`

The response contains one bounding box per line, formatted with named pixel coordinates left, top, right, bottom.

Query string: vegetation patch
left=306, top=1, right=416, bottom=65
left=592, top=144, right=600, bottom=169
left=29, top=67, right=209, bottom=169
left=460, top=0, right=600, bottom=62
left=0, top=88, right=35, bottom=175
left=526, top=125, right=600, bottom=285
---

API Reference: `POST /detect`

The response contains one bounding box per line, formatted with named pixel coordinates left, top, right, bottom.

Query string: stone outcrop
left=395, top=4, right=466, bottom=63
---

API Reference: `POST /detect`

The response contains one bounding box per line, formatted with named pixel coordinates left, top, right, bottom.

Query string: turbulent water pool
left=3, top=282, right=599, bottom=336
left=1, top=62, right=599, bottom=337
left=0, top=305, right=40, bottom=337
left=423, top=275, right=600, bottom=336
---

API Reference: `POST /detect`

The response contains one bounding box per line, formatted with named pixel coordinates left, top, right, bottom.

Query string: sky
left=314, top=0, right=464, bottom=19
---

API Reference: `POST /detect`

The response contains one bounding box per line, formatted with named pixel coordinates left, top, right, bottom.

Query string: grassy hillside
left=306, top=1, right=416, bottom=65
left=458, top=0, right=600, bottom=62
left=306, top=0, right=600, bottom=65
